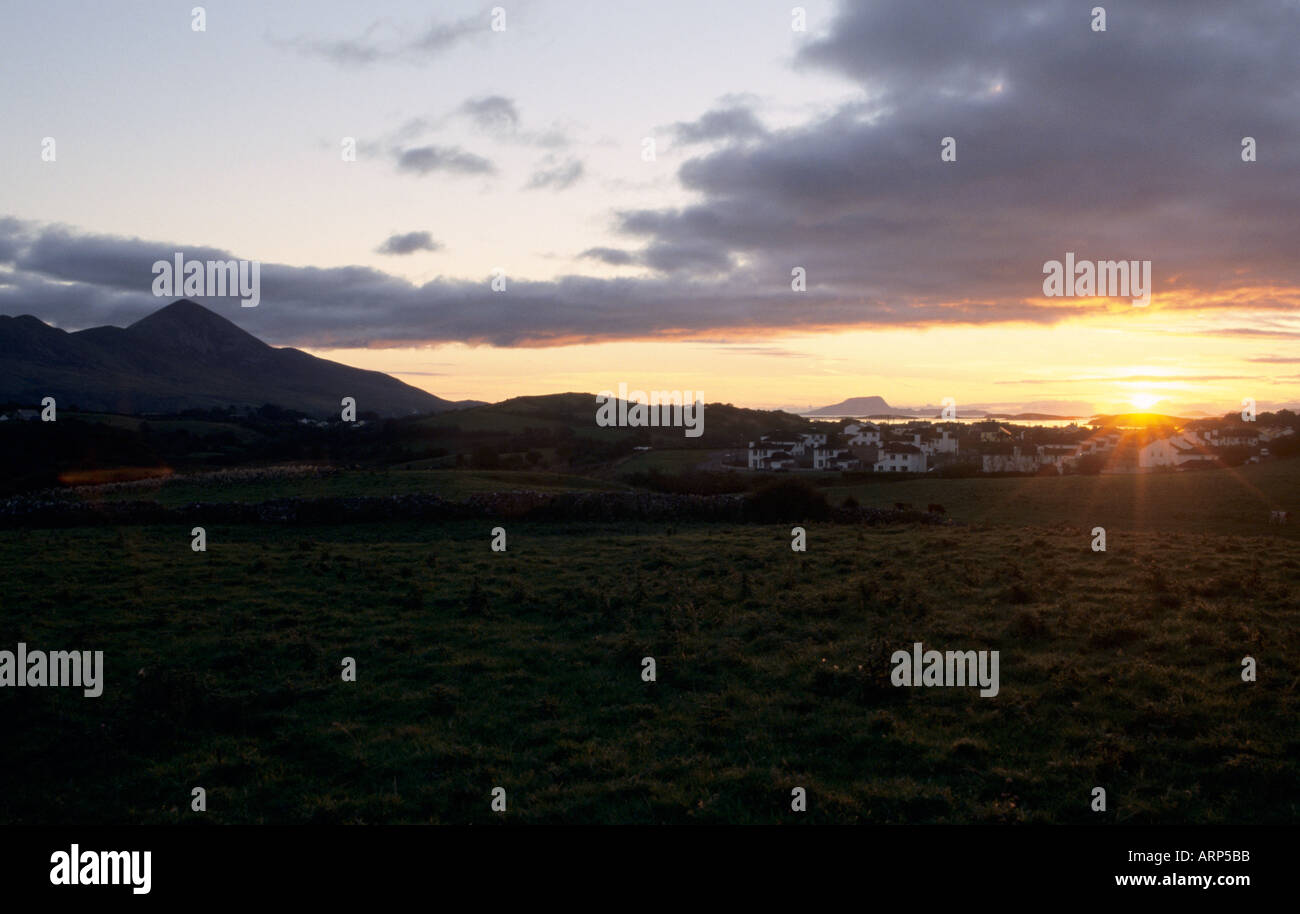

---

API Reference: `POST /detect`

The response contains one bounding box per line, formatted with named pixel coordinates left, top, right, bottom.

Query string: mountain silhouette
left=0, top=299, right=470, bottom=417
left=804, top=396, right=901, bottom=416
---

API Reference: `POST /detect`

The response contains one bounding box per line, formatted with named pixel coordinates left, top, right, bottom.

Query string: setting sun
left=1131, top=393, right=1162, bottom=411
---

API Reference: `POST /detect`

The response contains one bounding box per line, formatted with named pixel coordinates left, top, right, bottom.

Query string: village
left=744, top=416, right=1298, bottom=476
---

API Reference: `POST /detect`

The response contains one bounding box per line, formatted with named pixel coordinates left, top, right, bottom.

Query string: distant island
left=800, top=396, right=1082, bottom=421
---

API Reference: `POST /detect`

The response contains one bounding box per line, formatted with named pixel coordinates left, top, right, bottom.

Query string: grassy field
left=2, top=498, right=1297, bottom=823
left=52, top=458, right=1299, bottom=536
left=612, top=448, right=732, bottom=475
left=828, top=461, right=1299, bottom=538
left=67, top=413, right=262, bottom=441
left=60, top=468, right=633, bottom=508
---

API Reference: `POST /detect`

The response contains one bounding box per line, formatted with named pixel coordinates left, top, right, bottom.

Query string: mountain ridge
left=0, top=299, right=474, bottom=417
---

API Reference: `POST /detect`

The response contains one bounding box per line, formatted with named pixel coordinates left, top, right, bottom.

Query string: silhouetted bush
left=743, top=477, right=831, bottom=523
left=1076, top=454, right=1105, bottom=475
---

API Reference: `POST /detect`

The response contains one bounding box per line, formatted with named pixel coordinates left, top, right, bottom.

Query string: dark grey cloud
left=275, top=12, right=484, bottom=66
left=460, top=95, right=520, bottom=133
left=610, top=0, right=1300, bottom=313
left=638, top=241, right=732, bottom=275
left=395, top=145, right=495, bottom=176
left=0, top=218, right=1084, bottom=349
left=526, top=156, right=584, bottom=190
left=579, top=234, right=733, bottom=275
left=390, top=117, right=433, bottom=144
left=579, top=247, right=638, bottom=266
left=6, top=221, right=234, bottom=293
left=673, top=106, right=768, bottom=144
left=0, top=217, right=25, bottom=264
left=376, top=232, right=442, bottom=256
left=456, top=95, right=571, bottom=148
left=381, top=97, right=570, bottom=152
left=408, top=14, right=484, bottom=55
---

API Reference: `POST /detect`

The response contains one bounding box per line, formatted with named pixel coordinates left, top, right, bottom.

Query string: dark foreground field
left=3, top=489, right=1297, bottom=823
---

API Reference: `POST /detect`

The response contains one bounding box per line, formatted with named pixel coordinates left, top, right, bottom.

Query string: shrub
left=743, top=477, right=831, bottom=523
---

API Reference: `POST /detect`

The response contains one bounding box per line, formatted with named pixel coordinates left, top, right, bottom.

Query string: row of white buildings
left=1133, top=425, right=1291, bottom=470
left=981, top=425, right=1293, bottom=474
left=748, top=421, right=1294, bottom=475
left=748, top=423, right=954, bottom=473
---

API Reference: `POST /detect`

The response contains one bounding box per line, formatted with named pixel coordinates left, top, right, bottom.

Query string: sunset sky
left=2, top=0, right=1298, bottom=415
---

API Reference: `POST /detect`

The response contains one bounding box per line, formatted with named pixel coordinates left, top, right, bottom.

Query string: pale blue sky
left=0, top=0, right=847, bottom=283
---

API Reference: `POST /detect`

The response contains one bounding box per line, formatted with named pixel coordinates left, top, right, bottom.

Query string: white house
left=813, top=445, right=860, bottom=470
left=912, top=430, right=958, bottom=456
left=847, top=425, right=881, bottom=446
left=975, top=422, right=1014, bottom=443
left=1139, top=434, right=1217, bottom=469
left=1205, top=427, right=1260, bottom=448
left=793, top=432, right=828, bottom=455
left=981, top=447, right=1039, bottom=473
left=1036, top=444, right=1079, bottom=469
left=874, top=442, right=926, bottom=473
left=748, top=438, right=801, bottom=469
left=1076, top=434, right=1119, bottom=456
